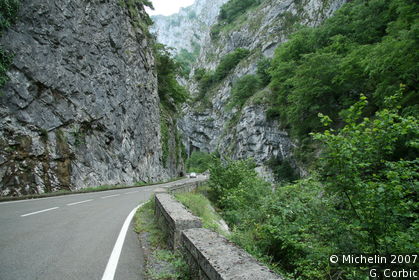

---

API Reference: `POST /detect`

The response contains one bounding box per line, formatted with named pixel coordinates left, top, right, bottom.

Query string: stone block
left=155, top=193, right=202, bottom=249
left=181, top=228, right=283, bottom=280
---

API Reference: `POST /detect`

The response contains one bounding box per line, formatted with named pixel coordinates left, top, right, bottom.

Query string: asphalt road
left=0, top=177, right=202, bottom=280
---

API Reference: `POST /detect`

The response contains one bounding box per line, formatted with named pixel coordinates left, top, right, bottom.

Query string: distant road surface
left=0, top=177, right=203, bottom=280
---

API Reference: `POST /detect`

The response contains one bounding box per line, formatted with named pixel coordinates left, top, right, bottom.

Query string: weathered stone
left=182, top=228, right=283, bottom=280
left=151, top=0, right=228, bottom=55
left=0, top=0, right=181, bottom=196
left=155, top=193, right=202, bottom=249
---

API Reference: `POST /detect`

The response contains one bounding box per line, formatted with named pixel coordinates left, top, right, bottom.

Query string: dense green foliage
left=185, top=0, right=418, bottom=279
left=195, top=48, right=250, bottom=96
left=120, top=0, right=154, bottom=37
left=211, top=0, right=264, bottom=39
left=313, top=92, right=418, bottom=256
left=0, top=0, right=19, bottom=30
left=185, top=151, right=212, bottom=173
left=227, top=57, right=273, bottom=108
left=208, top=157, right=272, bottom=225
left=155, top=43, right=189, bottom=112
left=229, top=75, right=261, bottom=108
left=268, top=0, right=418, bottom=140
left=266, top=156, right=299, bottom=183
left=0, top=0, right=19, bottom=89
left=207, top=93, right=418, bottom=279
left=256, top=57, right=272, bottom=87
left=154, top=44, right=188, bottom=167
left=174, top=43, right=200, bottom=77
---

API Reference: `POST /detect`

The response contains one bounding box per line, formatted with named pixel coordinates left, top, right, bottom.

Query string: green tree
left=186, top=151, right=213, bottom=173
left=313, top=91, right=418, bottom=254
left=229, top=74, right=261, bottom=108
left=268, top=0, right=418, bottom=140
left=197, top=48, right=250, bottom=93
left=154, top=44, right=189, bottom=112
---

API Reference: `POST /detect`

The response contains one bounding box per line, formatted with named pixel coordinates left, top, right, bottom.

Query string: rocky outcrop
left=151, top=0, right=228, bottom=54
left=0, top=0, right=179, bottom=196
left=180, top=0, right=346, bottom=180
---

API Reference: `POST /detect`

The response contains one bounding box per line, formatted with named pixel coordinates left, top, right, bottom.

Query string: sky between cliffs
left=146, top=0, right=195, bottom=16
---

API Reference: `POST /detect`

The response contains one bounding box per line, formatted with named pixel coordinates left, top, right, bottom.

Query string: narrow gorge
left=0, top=0, right=184, bottom=196
left=153, top=0, right=347, bottom=181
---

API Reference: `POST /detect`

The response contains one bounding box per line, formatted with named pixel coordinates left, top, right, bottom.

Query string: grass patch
left=0, top=177, right=186, bottom=202
left=134, top=199, right=190, bottom=280
left=174, top=186, right=229, bottom=236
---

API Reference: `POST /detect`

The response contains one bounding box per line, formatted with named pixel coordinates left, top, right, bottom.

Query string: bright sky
left=146, top=0, right=195, bottom=16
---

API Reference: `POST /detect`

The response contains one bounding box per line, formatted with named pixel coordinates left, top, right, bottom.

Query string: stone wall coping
left=182, top=228, right=283, bottom=280
left=155, top=193, right=202, bottom=225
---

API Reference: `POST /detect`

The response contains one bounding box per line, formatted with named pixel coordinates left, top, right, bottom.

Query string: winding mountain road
left=0, top=177, right=202, bottom=280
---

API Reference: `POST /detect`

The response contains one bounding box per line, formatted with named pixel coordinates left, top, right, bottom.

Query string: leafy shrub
left=229, top=74, right=261, bottom=108
left=313, top=92, right=419, bottom=255
left=198, top=48, right=250, bottom=93
left=0, top=0, right=20, bottom=89
left=268, top=0, right=418, bottom=140
left=210, top=0, right=265, bottom=39
left=185, top=151, right=213, bottom=173
left=266, top=156, right=299, bottom=183
left=213, top=48, right=250, bottom=82
left=256, top=57, right=272, bottom=86
left=154, top=44, right=189, bottom=112
left=120, top=0, right=154, bottom=36
left=174, top=45, right=200, bottom=77
left=208, top=157, right=271, bottom=225
left=0, top=0, right=19, bottom=30
left=208, top=92, right=418, bottom=279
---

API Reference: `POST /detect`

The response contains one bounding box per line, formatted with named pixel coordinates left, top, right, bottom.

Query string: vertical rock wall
left=0, top=0, right=175, bottom=196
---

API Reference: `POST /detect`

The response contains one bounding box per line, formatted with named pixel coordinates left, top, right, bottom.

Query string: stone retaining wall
left=182, top=228, right=283, bottom=280
left=168, top=178, right=207, bottom=194
left=155, top=193, right=202, bottom=249
left=153, top=181, right=284, bottom=280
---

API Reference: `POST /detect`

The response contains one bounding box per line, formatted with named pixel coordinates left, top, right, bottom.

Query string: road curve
left=0, top=177, right=203, bottom=280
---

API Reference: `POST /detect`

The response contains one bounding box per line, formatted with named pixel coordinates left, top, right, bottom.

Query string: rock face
left=151, top=0, right=228, bottom=54
left=180, top=0, right=347, bottom=180
left=0, top=0, right=178, bottom=196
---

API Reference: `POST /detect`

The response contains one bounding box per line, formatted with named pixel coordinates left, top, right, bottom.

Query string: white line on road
left=21, top=207, right=59, bottom=217
left=67, top=199, right=93, bottom=206
left=101, top=203, right=144, bottom=280
left=124, top=191, right=139, bottom=194
left=101, top=194, right=120, bottom=199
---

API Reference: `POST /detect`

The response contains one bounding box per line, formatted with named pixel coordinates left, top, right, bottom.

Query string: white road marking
left=0, top=200, right=25, bottom=205
left=124, top=191, right=139, bottom=194
left=67, top=199, right=93, bottom=206
left=101, top=203, right=144, bottom=280
left=21, top=207, right=59, bottom=217
left=101, top=194, right=120, bottom=199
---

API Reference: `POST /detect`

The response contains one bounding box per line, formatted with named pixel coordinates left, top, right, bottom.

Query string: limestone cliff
left=151, top=0, right=228, bottom=54
left=180, top=0, right=347, bottom=180
left=0, top=0, right=180, bottom=196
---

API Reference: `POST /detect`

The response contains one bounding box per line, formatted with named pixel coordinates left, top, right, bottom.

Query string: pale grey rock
left=151, top=0, right=228, bottom=55
left=180, top=0, right=347, bottom=180
left=0, top=0, right=179, bottom=196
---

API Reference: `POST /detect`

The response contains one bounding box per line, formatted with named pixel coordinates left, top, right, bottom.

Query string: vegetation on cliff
left=154, top=43, right=189, bottom=168
left=268, top=0, right=418, bottom=141
left=211, top=0, right=265, bottom=39
left=184, top=0, right=418, bottom=279
left=0, top=0, right=19, bottom=88
left=205, top=93, right=418, bottom=279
